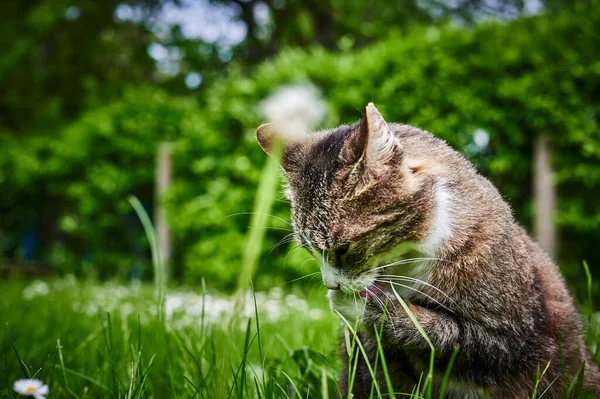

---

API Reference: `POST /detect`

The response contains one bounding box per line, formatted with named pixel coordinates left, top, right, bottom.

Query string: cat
left=256, top=103, right=600, bottom=398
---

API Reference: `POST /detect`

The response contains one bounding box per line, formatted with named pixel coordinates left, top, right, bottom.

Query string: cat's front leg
left=362, top=297, right=461, bottom=353
left=327, top=289, right=367, bottom=326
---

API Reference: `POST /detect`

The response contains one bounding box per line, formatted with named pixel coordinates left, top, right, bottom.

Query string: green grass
left=1, top=273, right=600, bottom=398
left=0, top=278, right=340, bottom=398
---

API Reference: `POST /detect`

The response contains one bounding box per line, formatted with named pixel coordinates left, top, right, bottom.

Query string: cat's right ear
left=341, top=103, right=401, bottom=171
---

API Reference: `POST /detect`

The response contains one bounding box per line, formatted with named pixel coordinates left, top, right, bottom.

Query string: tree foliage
left=1, top=1, right=599, bottom=297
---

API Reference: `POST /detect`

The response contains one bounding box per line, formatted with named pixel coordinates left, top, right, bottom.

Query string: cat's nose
left=321, top=263, right=341, bottom=290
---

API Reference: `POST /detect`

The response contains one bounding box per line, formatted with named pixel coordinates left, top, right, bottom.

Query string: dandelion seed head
left=260, top=84, right=326, bottom=142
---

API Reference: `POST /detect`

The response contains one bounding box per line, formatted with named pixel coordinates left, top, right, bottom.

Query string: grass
left=4, top=276, right=597, bottom=398
left=0, top=278, right=340, bottom=398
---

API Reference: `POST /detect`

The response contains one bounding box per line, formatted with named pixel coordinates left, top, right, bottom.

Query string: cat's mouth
left=357, top=282, right=386, bottom=298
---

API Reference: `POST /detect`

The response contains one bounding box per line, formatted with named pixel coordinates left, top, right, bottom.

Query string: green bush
left=166, top=3, right=600, bottom=294
left=1, top=3, right=599, bottom=296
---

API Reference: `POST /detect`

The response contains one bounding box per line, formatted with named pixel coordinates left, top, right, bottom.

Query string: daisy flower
left=13, top=379, right=48, bottom=399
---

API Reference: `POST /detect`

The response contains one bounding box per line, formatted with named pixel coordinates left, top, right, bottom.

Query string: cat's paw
left=327, top=289, right=366, bottom=324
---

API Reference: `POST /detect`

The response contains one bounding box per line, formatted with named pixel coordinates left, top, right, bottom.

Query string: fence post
left=154, top=141, right=172, bottom=280
left=533, top=134, right=557, bottom=259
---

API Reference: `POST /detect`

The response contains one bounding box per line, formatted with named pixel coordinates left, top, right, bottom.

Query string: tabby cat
left=256, top=103, right=600, bottom=398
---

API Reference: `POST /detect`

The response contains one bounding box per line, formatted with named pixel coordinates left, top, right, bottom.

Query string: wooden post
left=154, top=141, right=172, bottom=280
left=533, top=134, right=557, bottom=259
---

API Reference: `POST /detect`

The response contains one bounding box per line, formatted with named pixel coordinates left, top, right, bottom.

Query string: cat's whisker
left=275, top=196, right=290, bottom=204
left=368, top=257, right=447, bottom=273
left=366, top=287, right=386, bottom=310
left=282, top=244, right=303, bottom=263
left=285, top=272, right=321, bottom=284
left=368, top=284, right=393, bottom=313
left=227, top=211, right=291, bottom=227
left=377, top=274, right=456, bottom=304
left=375, top=279, right=455, bottom=314
left=369, top=258, right=438, bottom=271
left=247, top=226, right=293, bottom=232
left=294, top=258, right=318, bottom=273
left=267, top=233, right=296, bottom=255
left=358, top=281, right=382, bottom=310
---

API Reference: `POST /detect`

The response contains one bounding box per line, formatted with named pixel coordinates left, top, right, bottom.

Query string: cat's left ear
left=256, top=122, right=306, bottom=172
left=256, top=123, right=277, bottom=155
left=341, top=103, right=402, bottom=170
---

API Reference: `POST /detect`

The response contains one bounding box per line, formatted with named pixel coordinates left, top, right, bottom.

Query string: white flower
left=13, top=379, right=48, bottom=399
left=22, top=281, right=50, bottom=300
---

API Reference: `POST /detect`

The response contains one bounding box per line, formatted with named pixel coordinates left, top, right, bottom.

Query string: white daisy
left=13, top=379, right=48, bottom=399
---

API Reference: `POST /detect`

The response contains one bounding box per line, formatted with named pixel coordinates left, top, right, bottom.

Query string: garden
left=1, top=0, right=600, bottom=397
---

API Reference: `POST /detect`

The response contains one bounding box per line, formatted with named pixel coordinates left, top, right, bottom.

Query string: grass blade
left=10, top=339, right=30, bottom=378
left=57, top=339, right=82, bottom=399
left=391, top=286, right=435, bottom=397
left=237, top=143, right=282, bottom=291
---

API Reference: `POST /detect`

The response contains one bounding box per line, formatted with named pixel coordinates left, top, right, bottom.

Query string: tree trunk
left=154, top=141, right=172, bottom=280
left=533, top=134, right=557, bottom=260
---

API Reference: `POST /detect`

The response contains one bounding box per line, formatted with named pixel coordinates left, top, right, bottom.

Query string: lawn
left=0, top=278, right=341, bottom=398
left=2, top=270, right=599, bottom=399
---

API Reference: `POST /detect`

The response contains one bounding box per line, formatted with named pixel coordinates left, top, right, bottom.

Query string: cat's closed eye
left=332, top=242, right=351, bottom=265
left=336, top=242, right=350, bottom=256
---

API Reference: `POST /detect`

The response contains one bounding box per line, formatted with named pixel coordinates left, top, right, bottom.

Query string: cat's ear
left=256, top=123, right=278, bottom=156
left=256, top=122, right=305, bottom=173
left=341, top=103, right=401, bottom=169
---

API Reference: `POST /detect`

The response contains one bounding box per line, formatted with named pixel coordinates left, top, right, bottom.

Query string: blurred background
left=1, top=0, right=599, bottom=299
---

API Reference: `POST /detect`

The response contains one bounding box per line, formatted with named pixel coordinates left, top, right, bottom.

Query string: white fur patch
left=419, top=184, right=454, bottom=257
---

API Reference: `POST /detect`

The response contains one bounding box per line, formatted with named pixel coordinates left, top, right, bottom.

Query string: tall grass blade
left=336, top=312, right=384, bottom=399
left=565, top=362, right=585, bottom=398
left=10, top=339, right=30, bottom=378
left=57, top=339, right=81, bottom=399
left=239, top=318, right=253, bottom=399
left=582, top=261, right=599, bottom=361
left=391, top=286, right=435, bottom=397
left=128, top=195, right=165, bottom=321
left=52, top=365, right=108, bottom=391
left=237, top=143, right=282, bottom=291
left=373, top=323, right=396, bottom=399
left=438, top=345, right=459, bottom=399
left=184, top=375, right=202, bottom=398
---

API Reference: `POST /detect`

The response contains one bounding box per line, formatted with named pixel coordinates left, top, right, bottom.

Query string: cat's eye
left=332, top=242, right=351, bottom=265
left=337, top=242, right=350, bottom=256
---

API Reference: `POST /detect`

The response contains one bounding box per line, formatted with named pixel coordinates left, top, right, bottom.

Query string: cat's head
left=257, top=103, right=438, bottom=293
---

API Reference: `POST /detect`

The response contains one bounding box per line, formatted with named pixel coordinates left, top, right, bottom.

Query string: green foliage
left=1, top=3, right=599, bottom=295
left=1, top=278, right=598, bottom=397
left=0, top=0, right=161, bottom=132
left=0, top=279, right=339, bottom=398
left=0, top=88, right=197, bottom=277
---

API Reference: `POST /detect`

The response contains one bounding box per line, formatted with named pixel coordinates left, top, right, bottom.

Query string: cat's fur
left=257, top=103, right=600, bottom=397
